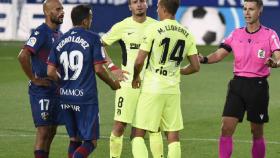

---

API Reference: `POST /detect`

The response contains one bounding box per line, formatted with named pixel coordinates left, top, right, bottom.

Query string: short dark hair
left=128, top=0, right=146, bottom=5
left=71, top=4, right=92, bottom=26
left=159, top=0, right=180, bottom=16
left=244, top=0, right=263, bottom=8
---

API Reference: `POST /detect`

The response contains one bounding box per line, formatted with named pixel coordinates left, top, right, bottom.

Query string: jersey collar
left=245, top=25, right=262, bottom=34
left=42, top=23, right=60, bottom=33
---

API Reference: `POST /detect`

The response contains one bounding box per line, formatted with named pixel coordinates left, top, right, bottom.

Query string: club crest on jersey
left=257, top=49, right=265, bottom=59
left=41, top=112, right=49, bottom=120
left=26, top=37, right=37, bottom=47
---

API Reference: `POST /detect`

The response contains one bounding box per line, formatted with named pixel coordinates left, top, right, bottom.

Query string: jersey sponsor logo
left=60, top=88, right=84, bottom=97
left=61, top=104, right=81, bottom=112
left=26, top=37, right=37, bottom=47
left=155, top=66, right=168, bottom=76
left=130, top=43, right=140, bottom=49
left=257, top=49, right=265, bottom=59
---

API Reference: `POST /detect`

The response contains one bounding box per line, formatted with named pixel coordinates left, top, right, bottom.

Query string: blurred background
left=1, top=0, right=280, bottom=44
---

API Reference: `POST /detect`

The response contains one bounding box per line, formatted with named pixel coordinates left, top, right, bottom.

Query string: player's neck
left=132, top=15, right=147, bottom=23
left=45, top=21, right=59, bottom=30
left=161, top=14, right=175, bottom=21
left=246, top=21, right=261, bottom=33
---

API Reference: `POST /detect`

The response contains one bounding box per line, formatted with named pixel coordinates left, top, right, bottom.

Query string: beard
left=135, top=12, right=145, bottom=17
left=51, top=16, right=63, bottom=25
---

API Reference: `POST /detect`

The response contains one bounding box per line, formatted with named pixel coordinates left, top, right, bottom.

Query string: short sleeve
left=24, top=29, right=46, bottom=55
left=92, top=35, right=106, bottom=64
left=185, top=33, right=198, bottom=56
left=139, top=25, right=154, bottom=53
left=219, top=31, right=234, bottom=52
left=269, top=31, right=280, bottom=53
left=101, top=23, right=122, bottom=46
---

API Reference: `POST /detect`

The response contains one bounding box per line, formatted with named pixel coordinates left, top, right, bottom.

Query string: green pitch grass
left=0, top=41, right=279, bottom=158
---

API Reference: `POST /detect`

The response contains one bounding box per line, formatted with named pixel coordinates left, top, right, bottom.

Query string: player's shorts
left=62, top=103, right=100, bottom=141
left=132, top=92, right=183, bottom=132
left=29, top=94, right=64, bottom=127
left=114, top=86, right=140, bottom=123
left=223, top=76, right=269, bottom=123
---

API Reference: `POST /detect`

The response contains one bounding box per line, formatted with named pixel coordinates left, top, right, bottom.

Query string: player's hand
left=110, top=80, right=121, bottom=90
left=198, top=53, right=206, bottom=63
left=132, top=76, right=141, bottom=89
left=31, top=77, right=51, bottom=87
left=265, top=57, right=278, bottom=68
left=111, top=69, right=129, bottom=81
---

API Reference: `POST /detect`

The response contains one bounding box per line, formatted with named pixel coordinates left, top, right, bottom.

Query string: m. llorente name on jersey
left=157, top=25, right=189, bottom=38
left=56, top=36, right=89, bottom=51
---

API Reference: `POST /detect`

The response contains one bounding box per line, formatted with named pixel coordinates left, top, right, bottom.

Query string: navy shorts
left=223, top=76, right=269, bottom=124
left=61, top=103, right=100, bottom=141
left=30, top=95, right=64, bottom=127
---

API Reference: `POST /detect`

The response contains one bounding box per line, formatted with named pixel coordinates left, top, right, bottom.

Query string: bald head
left=43, top=0, right=64, bottom=25
left=43, top=0, right=61, bottom=15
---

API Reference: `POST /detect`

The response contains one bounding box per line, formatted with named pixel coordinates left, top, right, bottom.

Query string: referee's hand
left=132, top=77, right=141, bottom=89
left=265, top=57, right=278, bottom=68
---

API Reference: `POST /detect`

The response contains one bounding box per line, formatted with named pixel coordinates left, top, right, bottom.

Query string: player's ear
left=259, top=6, right=263, bottom=16
left=128, top=5, right=132, bottom=11
left=82, top=18, right=88, bottom=28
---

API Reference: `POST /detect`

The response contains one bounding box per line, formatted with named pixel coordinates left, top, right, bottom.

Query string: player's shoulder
left=146, top=16, right=158, bottom=23
left=233, top=27, right=244, bottom=32
left=261, top=25, right=278, bottom=35
left=113, top=17, right=132, bottom=28
left=32, top=23, right=49, bottom=36
left=85, top=30, right=101, bottom=43
left=87, top=30, right=100, bottom=38
left=146, top=20, right=160, bottom=29
left=228, top=27, right=245, bottom=37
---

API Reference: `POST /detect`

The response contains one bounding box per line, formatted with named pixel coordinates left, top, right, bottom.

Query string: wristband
left=108, top=63, right=119, bottom=71
left=201, top=56, right=208, bottom=64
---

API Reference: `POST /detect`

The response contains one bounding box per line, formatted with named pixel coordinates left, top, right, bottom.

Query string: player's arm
left=180, top=54, right=200, bottom=75
left=95, top=63, right=120, bottom=90
left=101, top=41, right=128, bottom=81
left=132, top=49, right=147, bottom=88
left=47, top=65, right=59, bottom=81
left=17, top=48, right=50, bottom=86
left=265, top=51, right=280, bottom=68
left=199, top=48, right=230, bottom=64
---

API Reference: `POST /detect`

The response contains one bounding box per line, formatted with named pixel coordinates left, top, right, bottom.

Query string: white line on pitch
left=0, top=134, right=279, bottom=145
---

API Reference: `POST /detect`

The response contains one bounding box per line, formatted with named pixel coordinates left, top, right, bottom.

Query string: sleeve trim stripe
left=94, top=60, right=107, bottom=65
left=272, top=49, right=280, bottom=53
left=23, top=46, right=35, bottom=54
left=47, top=61, right=57, bottom=67
left=219, top=43, right=232, bottom=53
